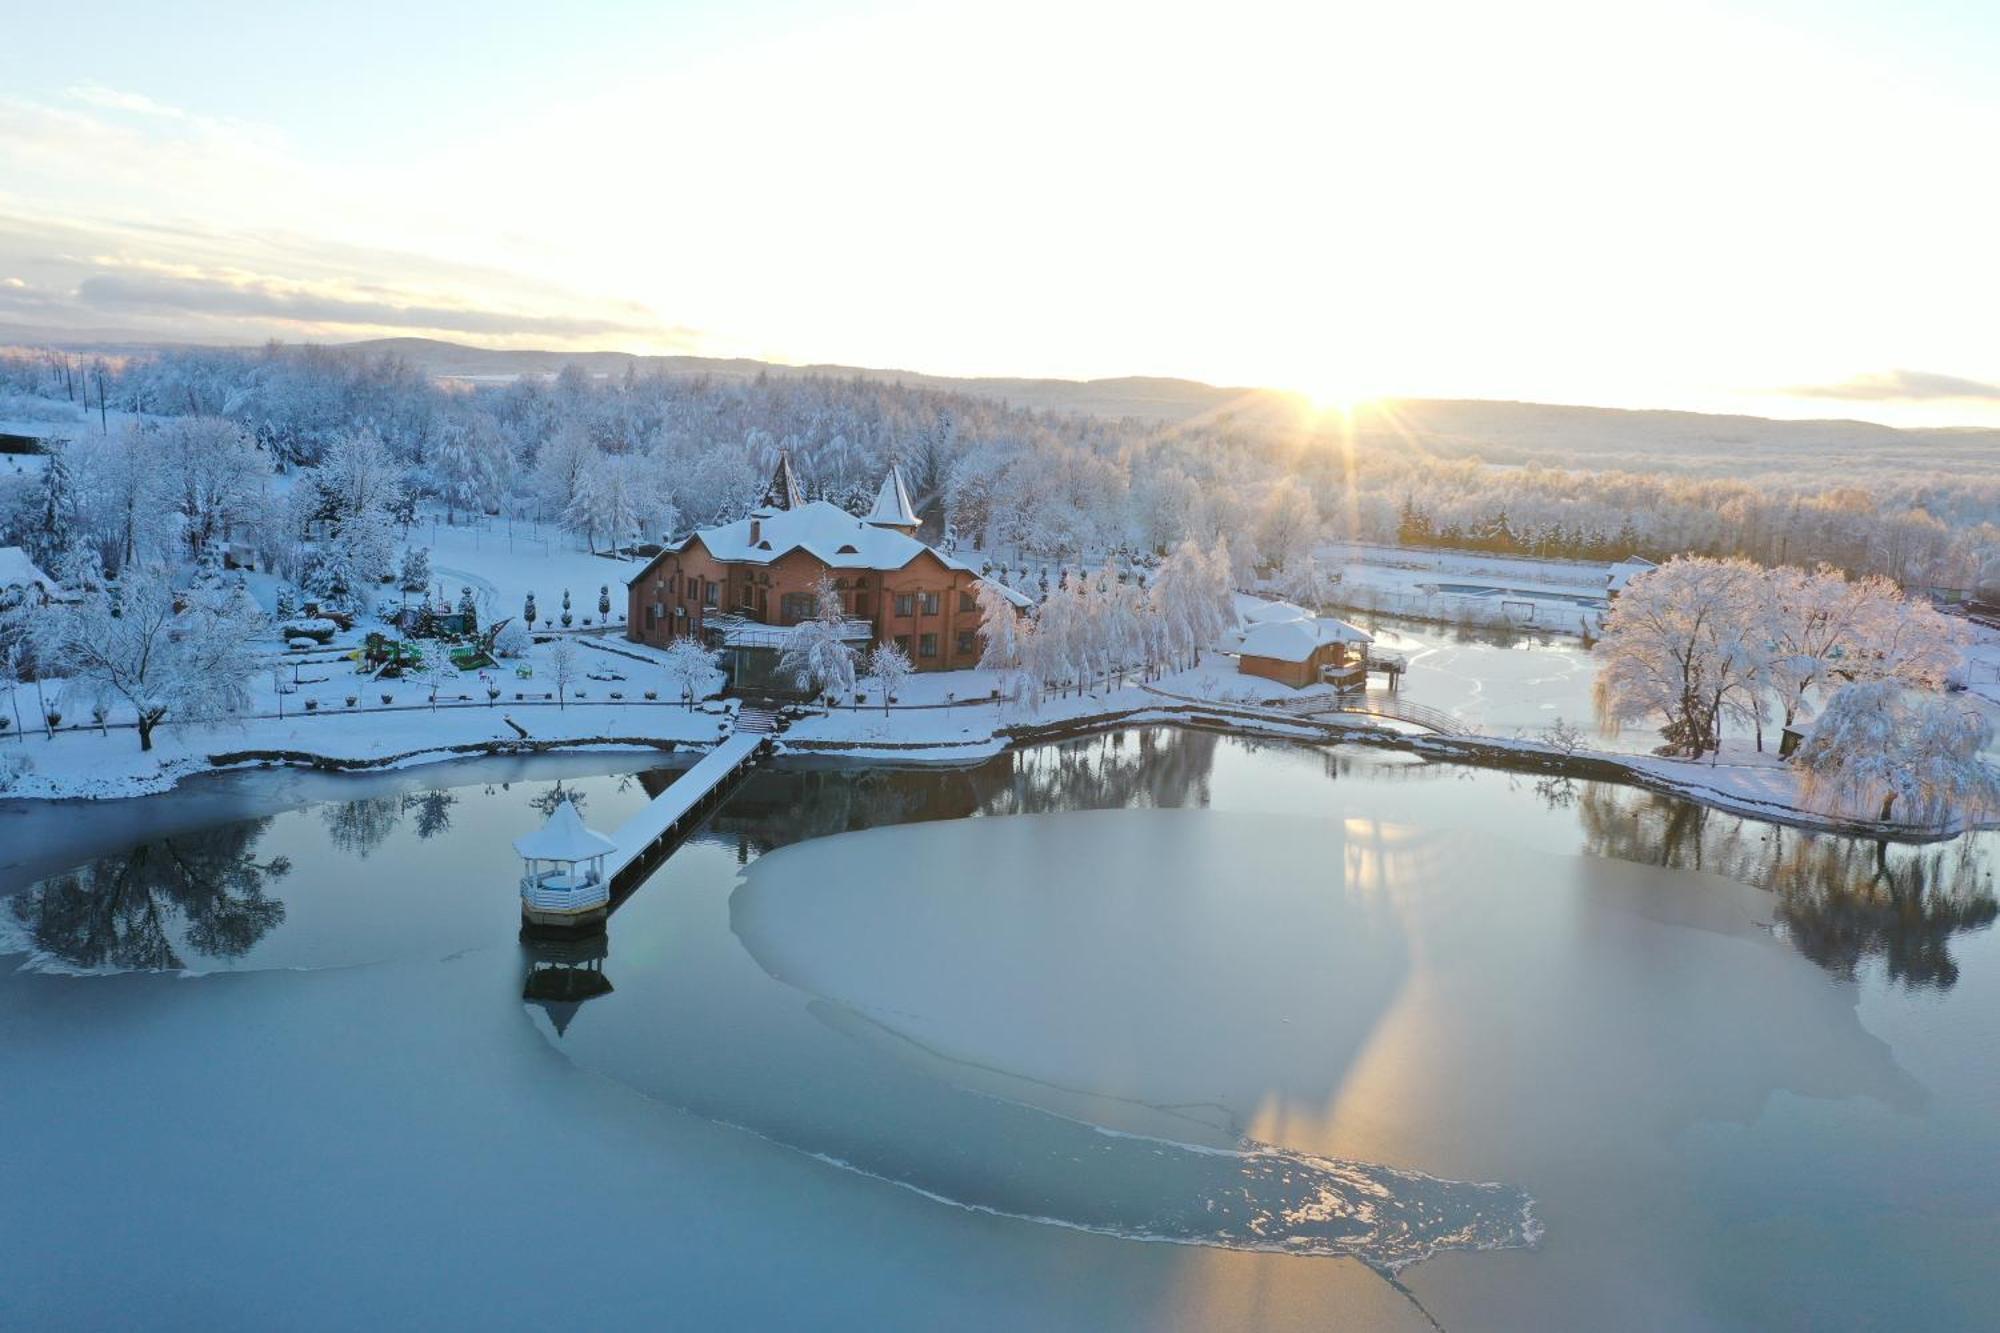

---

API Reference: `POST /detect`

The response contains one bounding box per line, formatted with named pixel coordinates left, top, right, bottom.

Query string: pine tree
left=398, top=547, right=432, bottom=595
left=28, top=445, right=78, bottom=571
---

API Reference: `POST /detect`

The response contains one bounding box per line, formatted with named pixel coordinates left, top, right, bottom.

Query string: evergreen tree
left=398, top=547, right=432, bottom=595
left=28, top=445, right=79, bottom=571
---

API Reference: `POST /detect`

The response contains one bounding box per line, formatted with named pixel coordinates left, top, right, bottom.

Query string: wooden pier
left=602, top=731, right=767, bottom=899
left=519, top=730, right=770, bottom=936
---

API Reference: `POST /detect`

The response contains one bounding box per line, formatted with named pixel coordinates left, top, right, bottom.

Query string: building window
left=645, top=605, right=658, bottom=630
left=895, top=593, right=915, bottom=617
left=955, top=630, right=975, bottom=656
left=894, top=635, right=912, bottom=656
left=959, top=590, right=978, bottom=613
left=921, top=591, right=940, bottom=616
left=919, top=633, right=938, bottom=659
left=703, top=580, right=718, bottom=607
left=780, top=592, right=814, bottom=623
left=853, top=592, right=869, bottom=617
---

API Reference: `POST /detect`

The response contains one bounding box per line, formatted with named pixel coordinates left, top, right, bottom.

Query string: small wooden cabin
left=1238, top=616, right=1373, bottom=689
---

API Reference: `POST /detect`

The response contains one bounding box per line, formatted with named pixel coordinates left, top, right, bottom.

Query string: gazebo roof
left=513, top=800, right=618, bottom=862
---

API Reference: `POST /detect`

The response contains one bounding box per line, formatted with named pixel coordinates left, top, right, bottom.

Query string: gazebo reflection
left=521, top=932, right=615, bottom=1039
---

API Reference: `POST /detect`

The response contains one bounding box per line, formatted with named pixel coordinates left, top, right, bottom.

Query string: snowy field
left=1308, top=540, right=1612, bottom=636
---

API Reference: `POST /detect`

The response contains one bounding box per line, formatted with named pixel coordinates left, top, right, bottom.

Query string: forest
left=1, top=341, right=1994, bottom=592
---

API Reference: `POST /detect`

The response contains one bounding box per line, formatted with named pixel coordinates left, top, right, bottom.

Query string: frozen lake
left=3, top=732, right=1998, bottom=1329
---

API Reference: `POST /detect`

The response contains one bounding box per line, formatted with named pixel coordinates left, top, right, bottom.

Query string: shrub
left=304, top=699, right=319, bottom=712
left=380, top=693, right=394, bottom=706
left=345, top=696, right=358, bottom=707
left=281, top=618, right=338, bottom=644
left=491, top=619, right=531, bottom=658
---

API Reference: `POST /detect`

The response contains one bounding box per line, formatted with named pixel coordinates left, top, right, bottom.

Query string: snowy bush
left=0, top=749, right=31, bottom=793
left=491, top=619, right=531, bottom=659
left=281, top=618, right=338, bottom=643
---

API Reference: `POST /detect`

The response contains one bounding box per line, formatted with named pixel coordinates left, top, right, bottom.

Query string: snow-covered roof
left=640, top=499, right=975, bottom=579
left=0, top=546, right=59, bottom=597
left=756, top=451, right=804, bottom=513
left=513, top=801, right=618, bottom=863
left=707, top=613, right=874, bottom=649
left=867, top=465, right=919, bottom=528
left=975, top=576, right=1035, bottom=610
left=1239, top=616, right=1372, bottom=663
left=1240, top=599, right=1311, bottom=626
left=1606, top=556, right=1658, bottom=592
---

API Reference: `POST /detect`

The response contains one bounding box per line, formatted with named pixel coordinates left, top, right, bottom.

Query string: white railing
left=520, top=877, right=610, bottom=913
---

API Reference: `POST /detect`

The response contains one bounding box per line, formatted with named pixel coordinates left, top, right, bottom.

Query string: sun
left=1302, top=384, right=1381, bottom=416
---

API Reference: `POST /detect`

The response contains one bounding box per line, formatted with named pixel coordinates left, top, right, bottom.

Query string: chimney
left=750, top=517, right=761, bottom=545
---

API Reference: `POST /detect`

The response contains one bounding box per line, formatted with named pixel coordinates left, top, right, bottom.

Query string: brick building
left=625, top=457, right=1028, bottom=690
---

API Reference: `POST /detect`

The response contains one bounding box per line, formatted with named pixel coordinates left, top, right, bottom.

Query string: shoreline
left=5, top=692, right=1979, bottom=846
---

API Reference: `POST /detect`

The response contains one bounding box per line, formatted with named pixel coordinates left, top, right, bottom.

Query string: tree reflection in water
left=1576, top=784, right=1997, bottom=989
left=321, top=795, right=402, bottom=858
left=703, top=728, right=1226, bottom=861
left=10, top=820, right=291, bottom=971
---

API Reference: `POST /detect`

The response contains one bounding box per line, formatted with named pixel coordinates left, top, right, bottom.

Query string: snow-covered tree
left=398, top=547, right=432, bottom=595
left=778, top=575, right=857, bottom=706
left=974, top=578, right=1033, bottom=697
left=39, top=565, right=264, bottom=751
left=1150, top=539, right=1232, bottom=672
left=565, top=450, right=676, bottom=553
left=1795, top=682, right=2000, bottom=827
left=863, top=639, right=912, bottom=714
left=69, top=426, right=165, bottom=575
left=1594, top=556, right=1763, bottom=759
left=548, top=638, right=579, bottom=709
left=531, top=423, right=596, bottom=525
left=1761, top=565, right=1968, bottom=729
left=1254, top=477, right=1319, bottom=573
left=156, top=416, right=269, bottom=564
left=24, top=442, right=78, bottom=571
left=416, top=647, right=452, bottom=712
left=430, top=411, right=508, bottom=522
left=303, top=505, right=392, bottom=614
left=1278, top=553, right=1338, bottom=611
left=662, top=637, right=721, bottom=709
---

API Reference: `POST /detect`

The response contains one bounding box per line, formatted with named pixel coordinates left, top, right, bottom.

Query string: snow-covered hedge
left=280, top=618, right=339, bottom=643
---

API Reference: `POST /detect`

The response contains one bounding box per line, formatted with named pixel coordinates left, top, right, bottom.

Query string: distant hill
left=332, top=337, right=1282, bottom=424
left=8, top=327, right=1998, bottom=481
left=328, top=340, right=2000, bottom=478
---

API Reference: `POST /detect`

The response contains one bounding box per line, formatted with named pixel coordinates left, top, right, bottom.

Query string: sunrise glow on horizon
left=7, top=0, right=2000, bottom=425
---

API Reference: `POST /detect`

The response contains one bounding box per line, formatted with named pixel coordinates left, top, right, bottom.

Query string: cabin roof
left=1239, top=616, right=1372, bottom=662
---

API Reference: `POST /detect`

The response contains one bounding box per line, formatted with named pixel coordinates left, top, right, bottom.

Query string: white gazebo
left=515, top=799, right=620, bottom=931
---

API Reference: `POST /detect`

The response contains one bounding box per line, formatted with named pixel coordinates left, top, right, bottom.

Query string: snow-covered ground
left=1310, top=540, right=1611, bottom=635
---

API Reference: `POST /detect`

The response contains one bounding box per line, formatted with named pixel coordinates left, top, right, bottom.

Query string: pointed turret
left=757, top=450, right=804, bottom=513
left=865, top=464, right=919, bottom=533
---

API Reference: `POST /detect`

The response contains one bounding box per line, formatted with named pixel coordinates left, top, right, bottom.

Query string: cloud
left=66, top=84, right=189, bottom=121
left=1786, top=369, right=2000, bottom=403
left=75, top=272, right=657, bottom=339
left=0, top=210, right=701, bottom=351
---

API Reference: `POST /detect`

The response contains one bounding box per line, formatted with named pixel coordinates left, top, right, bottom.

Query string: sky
left=5, top=0, right=2000, bottom=425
